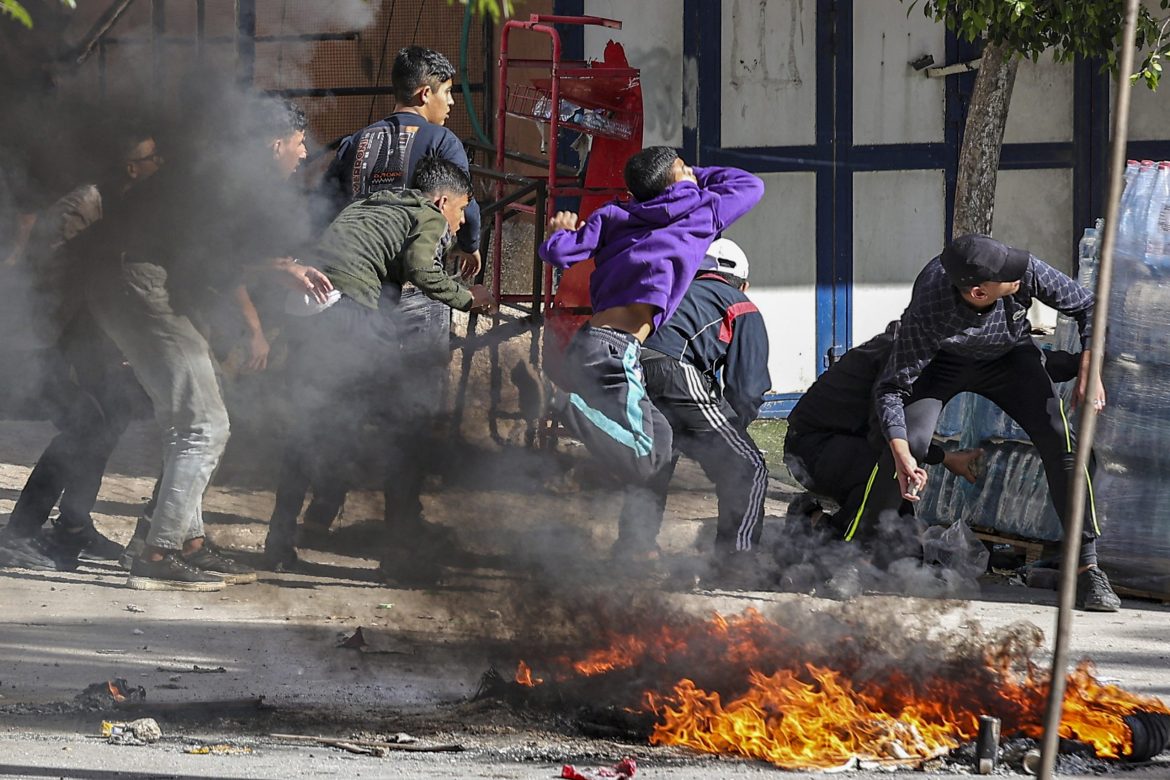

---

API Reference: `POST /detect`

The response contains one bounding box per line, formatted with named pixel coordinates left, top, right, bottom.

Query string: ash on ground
left=939, top=736, right=1115, bottom=775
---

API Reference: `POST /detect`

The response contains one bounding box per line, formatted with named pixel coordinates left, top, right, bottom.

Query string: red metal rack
left=491, top=14, right=643, bottom=314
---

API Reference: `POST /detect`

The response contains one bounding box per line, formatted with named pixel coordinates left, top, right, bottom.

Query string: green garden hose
left=460, top=0, right=493, bottom=146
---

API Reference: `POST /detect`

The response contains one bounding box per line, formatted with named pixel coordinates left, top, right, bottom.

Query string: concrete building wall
left=720, top=0, right=817, bottom=148
left=852, top=0, right=945, bottom=146
left=583, top=0, right=684, bottom=149
left=849, top=1, right=947, bottom=345
left=726, top=171, right=819, bottom=390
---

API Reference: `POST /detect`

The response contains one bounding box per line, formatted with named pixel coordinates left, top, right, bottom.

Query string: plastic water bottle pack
left=916, top=441, right=1063, bottom=541
left=1093, top=159, right=1170, bottom=575
left=1107, top=266, right=1170, bottom=363
left=933, top=394, right=971, bottom=440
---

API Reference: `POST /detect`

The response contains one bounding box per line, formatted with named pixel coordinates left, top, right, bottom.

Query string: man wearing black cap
left=855, top=234, right=1120, bottom=611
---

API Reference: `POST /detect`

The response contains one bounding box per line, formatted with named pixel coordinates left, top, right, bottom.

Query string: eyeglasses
left=127, top=152, right=163, bottom=165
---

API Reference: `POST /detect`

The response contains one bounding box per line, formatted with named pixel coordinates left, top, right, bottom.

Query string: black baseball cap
left=940, top=234, right=1029, bottom=287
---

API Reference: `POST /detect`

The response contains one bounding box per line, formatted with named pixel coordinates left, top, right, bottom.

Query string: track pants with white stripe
left=617, top=352, right=768, bottom=554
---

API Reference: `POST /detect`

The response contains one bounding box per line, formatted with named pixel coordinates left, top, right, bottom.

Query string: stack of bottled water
left=1091, top=160, right=1170, bottom=574
left=1054, top=221, right=1101, bottom=354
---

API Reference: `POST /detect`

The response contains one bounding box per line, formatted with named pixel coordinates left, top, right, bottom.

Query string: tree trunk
left=952, top=39, right=1020, bottom=239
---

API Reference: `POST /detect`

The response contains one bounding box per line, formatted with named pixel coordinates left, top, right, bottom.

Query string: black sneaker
left=119, top=518, right=152, bottom=571
left=786, top=493, right=823, bottom=519
left=1076, top=566, right=1122, bottom=612
left=0, top=529, right=80, bottom=571
left=510, top=361, right=547, bottom=422
left=785, top=494, right=837, bottom=542
left=182, top=547, right=257, bottom=584
left=126, top=552, right=225, bottom=591
left=50, top=520, right=125, bottom=561
left=697, top=552, right=772, bottom=592
left=303, top=495, right=343, bottom=529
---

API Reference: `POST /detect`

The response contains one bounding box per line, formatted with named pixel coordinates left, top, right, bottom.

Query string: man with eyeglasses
left=84, top=98, right=330, bottom=591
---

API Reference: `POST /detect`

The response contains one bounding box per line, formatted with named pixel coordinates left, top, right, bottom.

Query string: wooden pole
left=1037, top=1, right=1141, bottom=777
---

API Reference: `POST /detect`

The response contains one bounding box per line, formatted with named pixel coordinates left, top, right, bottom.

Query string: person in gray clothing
left=88, top=100, right=331, bottom=591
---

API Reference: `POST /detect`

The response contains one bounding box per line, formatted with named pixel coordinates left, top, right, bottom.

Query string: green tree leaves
left=1, top=0, right=75, bottom=29
left=905, top=0, right=1170, bottom=88
left=450, top=0, right=515, bottom=22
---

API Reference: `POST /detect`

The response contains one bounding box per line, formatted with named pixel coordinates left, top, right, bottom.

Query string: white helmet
left=703, top=237, right=749, bottom=280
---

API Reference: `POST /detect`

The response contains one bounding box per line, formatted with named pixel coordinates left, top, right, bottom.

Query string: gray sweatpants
left=88, top=261, right=230, bottom=552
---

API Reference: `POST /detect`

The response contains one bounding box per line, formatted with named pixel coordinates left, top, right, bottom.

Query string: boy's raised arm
left=539, top=209, right=604, bottom=269
left=692, top=166, right=765, bottom=230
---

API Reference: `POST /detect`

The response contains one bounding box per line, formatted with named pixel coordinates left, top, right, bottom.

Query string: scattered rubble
left=269, top=732, right=463, bottom=755
left=184, top=742, right=254, bottom=755
left=561, top=757, right=636, bottom=780
left=102, top=717, right=162, bottom=745
left=75, top=680, right=146, bottom=710
left=338, top=626, right=414, bottom=654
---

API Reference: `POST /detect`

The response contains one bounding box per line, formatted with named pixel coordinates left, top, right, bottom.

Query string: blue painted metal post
left=814, top=0, right=850, bottom=371
left=681, top=0, right=702, bottom=164
left=552, top=0, right=585, bottom=212
left=684, top=0, right=720, bottom=163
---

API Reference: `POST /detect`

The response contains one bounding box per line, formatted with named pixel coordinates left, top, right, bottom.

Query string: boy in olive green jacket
left=266, top=158, right=494, bottom=575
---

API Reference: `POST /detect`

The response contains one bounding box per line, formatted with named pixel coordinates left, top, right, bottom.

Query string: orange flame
left=645, top=668, right=961, bottom=768
left=1038, top=663, right=1169, bottom=759
left=106, top=681, right=127, bottom=703
left=515, top=660, right=543, bottom=687
left=512, top=609, right=1168, bottom=769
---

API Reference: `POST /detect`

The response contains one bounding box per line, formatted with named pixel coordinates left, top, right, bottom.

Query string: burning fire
left=107, top=680, right=128, bottom=703
left=515, top=660, right=543, bottom=687
left=513, top=608, right=1168, bottom=769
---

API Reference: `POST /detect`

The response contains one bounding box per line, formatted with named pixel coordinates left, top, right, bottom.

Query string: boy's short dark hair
left=256, top=99, right=307, bottom=141
left=624, top=146, right=679, bottom=202
left=102, top=116, right=155, bottom=161
left=392, top=46, right=456, bottom=104
left=413, top=155, right=472, bottom=198
left=285, top=102, right=308, bottom=134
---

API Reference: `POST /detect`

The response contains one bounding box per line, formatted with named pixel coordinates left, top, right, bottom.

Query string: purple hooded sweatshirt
left=539, top=166, right=764, bottom=331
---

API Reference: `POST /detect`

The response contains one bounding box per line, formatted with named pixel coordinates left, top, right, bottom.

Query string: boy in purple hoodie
left=516, top=146, right=764, bottom=491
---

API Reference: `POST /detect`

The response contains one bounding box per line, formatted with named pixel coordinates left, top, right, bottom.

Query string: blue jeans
left=88, top=261, right=230, bottom=551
